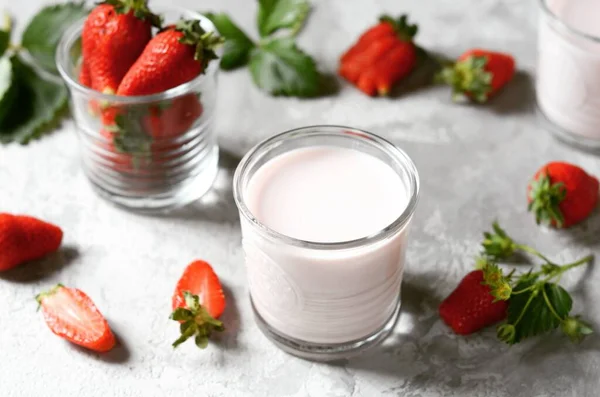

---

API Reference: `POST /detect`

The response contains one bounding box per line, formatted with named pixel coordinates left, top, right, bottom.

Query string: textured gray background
left=1, top=0, right=600, bottom=396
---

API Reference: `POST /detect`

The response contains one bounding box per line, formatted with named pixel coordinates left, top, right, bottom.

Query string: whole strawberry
left=528, top=162, right=599, bottom=228
left=338, top=15, right=419, bottom=96
left=82, top=0, right=161, bottom=94
left=439, top=270, right=508, bottom=335
left=117, top=20, right=220, bottom=96
left=0, top=213, right=63, bottom=271
left=436, top=49, right=515, bottom=103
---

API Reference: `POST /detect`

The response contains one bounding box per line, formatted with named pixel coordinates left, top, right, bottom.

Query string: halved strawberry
left=36, top=284, right=116, bottom=352
left=170, top=260, right=225, bottom=348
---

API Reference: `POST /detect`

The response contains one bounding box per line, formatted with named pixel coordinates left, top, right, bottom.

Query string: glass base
left=251, top=296, right=401, bottom=361
left=86, top=146, right=219, bottom=213
left=537, top=105, right=600, bottom=153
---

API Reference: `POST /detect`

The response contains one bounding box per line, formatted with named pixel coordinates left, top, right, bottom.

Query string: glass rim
left=232, top=125, right=420, bottom=250
left=55, top=7, right=218, bottom=104
left=540, top=0, right=600, bottom=43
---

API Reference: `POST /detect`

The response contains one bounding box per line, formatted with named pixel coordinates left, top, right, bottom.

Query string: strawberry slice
left=170, top=260, right=225, bottom=348
left=36, top=284, right=116, bottom=352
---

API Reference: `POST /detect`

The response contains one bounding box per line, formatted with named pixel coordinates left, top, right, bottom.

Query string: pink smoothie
left=242, top=146, right=411, bottom=344
left=538, top=0, right=600, bottom=140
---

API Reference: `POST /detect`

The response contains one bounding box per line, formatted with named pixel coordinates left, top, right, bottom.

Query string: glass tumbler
left=233, top=126, right=420, bottom=360
left=56, top=8, right=219, bottom=212
left=537, top=0, right=600, bottom=151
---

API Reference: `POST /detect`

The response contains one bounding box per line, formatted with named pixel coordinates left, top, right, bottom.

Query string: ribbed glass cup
left=233, top=126, right=420, bottom=360
left=56, top=8, right=219, bottom=212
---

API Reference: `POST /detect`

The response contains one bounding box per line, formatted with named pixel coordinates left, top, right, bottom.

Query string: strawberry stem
left=515, top=243, right=556, bottom=265
left=511, top=288, right=538, bottom=328
left=542, top=286, right=564, bottom=322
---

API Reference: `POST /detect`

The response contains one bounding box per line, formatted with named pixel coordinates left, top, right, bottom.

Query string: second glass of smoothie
left=233, top=126, right=419, bottom=360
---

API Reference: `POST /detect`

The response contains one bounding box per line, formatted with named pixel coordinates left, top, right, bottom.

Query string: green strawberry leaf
left=257, top=0, right=310, bottom=37
left=0, top=56, right=17, bottom=124
left=249, top=37, right=319, bottom=97
left=0, top=13, right=12, bottom=58
left=505, top=279, right=572, bottom=344
left=21, top=2, right=89, bottom=74
left=0, top=55, right=68, bottom=144
left=204, top=12, right=255, bottom=70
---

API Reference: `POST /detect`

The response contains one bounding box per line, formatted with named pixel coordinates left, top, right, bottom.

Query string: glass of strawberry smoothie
left=56, top=8, right=219, bottom=212
left=538, top=0, right=600, bottom=151
left=233, top=126, right=420, bottom=360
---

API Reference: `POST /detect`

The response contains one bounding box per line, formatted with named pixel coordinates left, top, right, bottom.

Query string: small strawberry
left=439, top=270, right=508, bottom=335
left=82, top=0, right=161, bottom=94
left=528, top=162, right=599, bottom=228
left=117, top=20, right=220, bottom=96
left=170, top=260, right=225, bottom=348
left=36, top=285, right=116, bottom=352
left=0, top=214, right=63, bottom=272
left=436, top=49, right=515, bottom=103
left=338, top=15, right=419, bottom=96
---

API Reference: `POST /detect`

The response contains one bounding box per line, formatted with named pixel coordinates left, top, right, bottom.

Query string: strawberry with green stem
left=170, top=260, right=226, bottom=349
left=435, top=49, right=515, bottom=103
left=528, top=162, right=599, bottom=228
left=82, top=0, right=161, bottom=94
left=338, top=15, right=420, bottom=96
left=481, top=222, right=593, bottom=344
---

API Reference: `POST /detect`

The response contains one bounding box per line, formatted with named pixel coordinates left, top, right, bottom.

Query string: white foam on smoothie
left=245, top=146, right=408, bottom=243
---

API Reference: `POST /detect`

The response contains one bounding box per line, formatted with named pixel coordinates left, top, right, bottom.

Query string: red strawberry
left=170, top=260, right=225, bottom=348
left=338, top=15, right=419, bottom=96
left=436, top=49, right=515, bottom=103
left=0, top=214, right=63, bottom=272
left=79, top=62, right=91, bottom=87
left=439, top=270, right=508, bottom=335
left=528, top=162, right=599, bottom=228
left=36, top=285, right=116, bottom=352
left=82, top=0, right=160, bottom=94
left=117, top=20, right=220, bottom=96
left=143, top=94, right=204, bottom=140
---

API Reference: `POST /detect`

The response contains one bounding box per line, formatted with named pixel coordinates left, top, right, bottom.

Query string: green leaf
left=0, top=13, right=12, bottom=58
left=505, top=280, right=572, bottom=344
left=0, top=55, right=68, bottom=144
left=0, top=56, right=17, bottom=124
left=21, top=2, right=89, bottom=73
left=204, top=12, right=255, bottom=70
left=257, top=0, right=310, bottom=37
left=249, top=37, right=319, bottom=97
left=170, top=307, right=194, bottom=321
left=195, top=333, right=209, bottom=349
left=561, top=316, right=593, bottom=343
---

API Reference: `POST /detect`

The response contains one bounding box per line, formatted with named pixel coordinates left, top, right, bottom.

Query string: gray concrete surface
left=1, top=0, right=599, bottom=396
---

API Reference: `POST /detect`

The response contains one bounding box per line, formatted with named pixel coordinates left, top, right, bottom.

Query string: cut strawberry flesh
left=172, top=260, right=225, bottom=319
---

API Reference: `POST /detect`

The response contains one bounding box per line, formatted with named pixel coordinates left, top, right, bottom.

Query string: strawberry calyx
left=528, top=171, right=567, bottom=228
left=101, top=0, right=162, bottom=28
left=174, top=19, right=223, bottom=72
left=379, top=14, right=417, bottom=42
left=35, top=283, right=64, bottom=309
left=170, top=291, right=224, bottom=349
left=435, top=55, right=493, bottom=103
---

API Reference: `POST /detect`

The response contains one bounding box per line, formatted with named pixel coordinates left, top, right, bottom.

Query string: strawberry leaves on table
left=249, top=37, right=319, bottom=97
left=478, top=223, right=594, bottom=345
left=204, top=13, right=255, bottom=70
left=21, top=2, right=89, bottom=74
left=0, top=56, right=68, bottom=144
left=257, top=0, right=310, bottom=37
left=205, top=0, right=321, bottom=97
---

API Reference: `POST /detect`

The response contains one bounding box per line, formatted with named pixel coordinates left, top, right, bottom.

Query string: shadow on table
left=387, top=50, right=445, bottom=99
left=0, top=246, right=79, bottom=283
left=213, top=282, right=242, bottom=351
left=158, top=148, right=241, bottom=224
left=488, top=70, right=536, bottom=115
